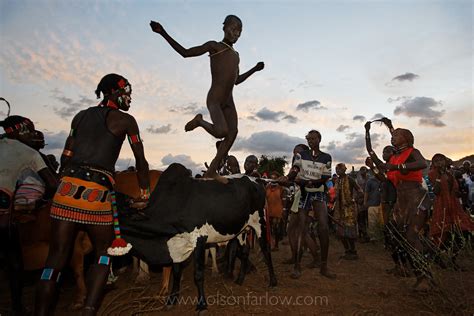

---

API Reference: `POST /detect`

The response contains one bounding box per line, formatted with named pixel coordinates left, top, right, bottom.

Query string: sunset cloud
left=393, top=96, right=445, bottom=127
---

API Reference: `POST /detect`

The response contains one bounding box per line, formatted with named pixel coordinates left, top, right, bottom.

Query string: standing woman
left=35, top=74, right=150, bottom=315
left=428, top=154, right=474, bottom=251
left=381, top=119, right=429, bottom=287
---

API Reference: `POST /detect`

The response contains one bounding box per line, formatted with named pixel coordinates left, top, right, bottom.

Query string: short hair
left=431, top=153, right=446, bottom=163
left=95, top=73, right=129, bottom=99
left=245, top=155, right=258, bottom=163
left=306, top=129, right=321, bottom=140
left=394, top=128, right=414, bottom=147
left=294, top=144, right=309, bottom=151
left=223, top=15, right=242, bottom=27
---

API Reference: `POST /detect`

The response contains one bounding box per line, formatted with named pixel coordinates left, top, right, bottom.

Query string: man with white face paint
left=35, top=73, right=150, bottom=315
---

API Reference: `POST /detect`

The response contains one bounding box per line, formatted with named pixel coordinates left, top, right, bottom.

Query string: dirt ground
left=1, top=236, right=473, bottom=315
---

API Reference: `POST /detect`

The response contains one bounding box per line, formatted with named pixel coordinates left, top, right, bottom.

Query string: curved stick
left=0, top=97, right=11, bottom=118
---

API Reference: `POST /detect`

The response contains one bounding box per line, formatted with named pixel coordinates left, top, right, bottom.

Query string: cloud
left=43, top=130, right=68, bottom=150
left=353, top=115, right=366, bottom=122
left=51, top=91, right=96, bottom=119
left=393, top=96, right=445, bottom=127
left=0, top=30, right=174, bottom=98
left=161, top=154, right=204, bottom=176
left=419, top=118, right=446, bottom=127
left=370, top=113, right=386, bottom=120
left=387, top=96, right=409, bottom=103
left=250, top=107, right=297, bottom=123
left=254, top=107, right=285, bottom=122
left=169, top=102, right=206, bottom=115
left=325, top=132, right=382, bottom=165
left=146, top=124, right=172, bottom=134
left=282, top=115, right=297, bottom=123
left=115, top=158, right=135, bottom=171
left=391, top=72, right=419, bottom=82
left=336, top=125, right=350, bottom=132
left=233, top=131, right=304, bottom=156
left=296, top=100, right=326, bottom=112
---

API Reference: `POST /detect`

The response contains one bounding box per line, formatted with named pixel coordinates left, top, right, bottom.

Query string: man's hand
left=381, top=117, right=393, bottom=128
left=365, top=157, right=374, bottom=168
left=150, top=20, right=164, bottom=34
left=364, top=121, right=371, bottom=131
left=130, top=198, right=148, bottom=210
left=255, top=62, right=264, bottom=71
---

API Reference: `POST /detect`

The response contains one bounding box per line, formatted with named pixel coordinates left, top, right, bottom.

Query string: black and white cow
left=119, top=163, right=277, bottom=312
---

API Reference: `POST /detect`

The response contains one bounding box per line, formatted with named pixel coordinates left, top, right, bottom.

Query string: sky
left=1, top=0, right=472, bottom=175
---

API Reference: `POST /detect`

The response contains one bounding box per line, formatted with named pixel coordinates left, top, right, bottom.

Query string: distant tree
left=257, top=155, right=288, bottom=177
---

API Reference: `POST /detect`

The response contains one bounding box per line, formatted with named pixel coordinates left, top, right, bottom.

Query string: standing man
left=281, top=130, right=336, bottom=279
left=150, top=15, right=264, bottom=183
left=35, top=73, right=150, bottom=315
left=0, top=115, right=58, bottom=315
left=356, top=166, right=370, bottom=242
left=364, top=175, right=383, bottom=239
left=244, top=154, right=261, bottom=178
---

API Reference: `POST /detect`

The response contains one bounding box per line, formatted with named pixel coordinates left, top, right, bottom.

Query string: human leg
left=304, top=214, right=320, bottom=268
left=290, top=209, right=306, bottom=278
left=35, top=219, right=77, bottom=316
left=82, top=224, right=114, bottom=315
left=0, top=218, right=24, bottom=313
left=204, top=102, right=238, bottom=181
left=283, top=212, right=298, bottom=264
left=315, top=201, right=336, bottom=279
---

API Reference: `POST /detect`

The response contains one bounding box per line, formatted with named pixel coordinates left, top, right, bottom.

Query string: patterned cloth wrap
left=51, top=166, right=114, bottom=225
left=14, top=172, right=45, bottom=208
left=334, top=176, right=358, bottom=239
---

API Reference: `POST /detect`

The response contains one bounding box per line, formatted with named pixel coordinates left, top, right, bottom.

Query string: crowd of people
left=1, top=75, right=474, bottom=314
left=1, top=13, right=473, bottom=316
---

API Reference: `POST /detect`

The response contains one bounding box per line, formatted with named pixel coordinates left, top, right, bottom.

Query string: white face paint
left=167, top=210, right=263, bottom=263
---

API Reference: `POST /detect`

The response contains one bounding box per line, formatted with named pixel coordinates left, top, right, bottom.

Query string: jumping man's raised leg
left=204, top=100, right=238, bottom=183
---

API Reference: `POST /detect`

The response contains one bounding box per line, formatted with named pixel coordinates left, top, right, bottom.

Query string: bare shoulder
left=205, top=40, right=222, bottom=52
left=109, top=110, right=134, bottom=120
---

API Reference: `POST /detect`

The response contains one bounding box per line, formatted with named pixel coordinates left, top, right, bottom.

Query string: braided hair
left=95, top=73, right=129, bottom=99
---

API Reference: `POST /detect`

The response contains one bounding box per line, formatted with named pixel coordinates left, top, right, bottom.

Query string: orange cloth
left=265, top=184, right=284, bottom=218
left=428, top=169, right=474, bottom=245
left=50, top=176, right=112, bottom=225
left=387, top=147, right=422, bottom=187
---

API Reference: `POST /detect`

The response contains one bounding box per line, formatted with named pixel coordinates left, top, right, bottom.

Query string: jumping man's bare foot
left=185, top=114, right=203, bottom=132
left=203, top=170, right=229, bottom=184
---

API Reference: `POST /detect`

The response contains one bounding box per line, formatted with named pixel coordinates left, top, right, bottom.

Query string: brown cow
left=16, top=202, right=93, bottom=310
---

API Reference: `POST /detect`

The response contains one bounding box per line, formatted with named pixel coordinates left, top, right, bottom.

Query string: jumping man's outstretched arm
left=235, top=62, right=264, bottom=85
left=150, top=20, right=216, bottom=57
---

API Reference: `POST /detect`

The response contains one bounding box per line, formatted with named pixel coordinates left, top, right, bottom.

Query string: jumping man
left=150, top=15, right=264, bottom=183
